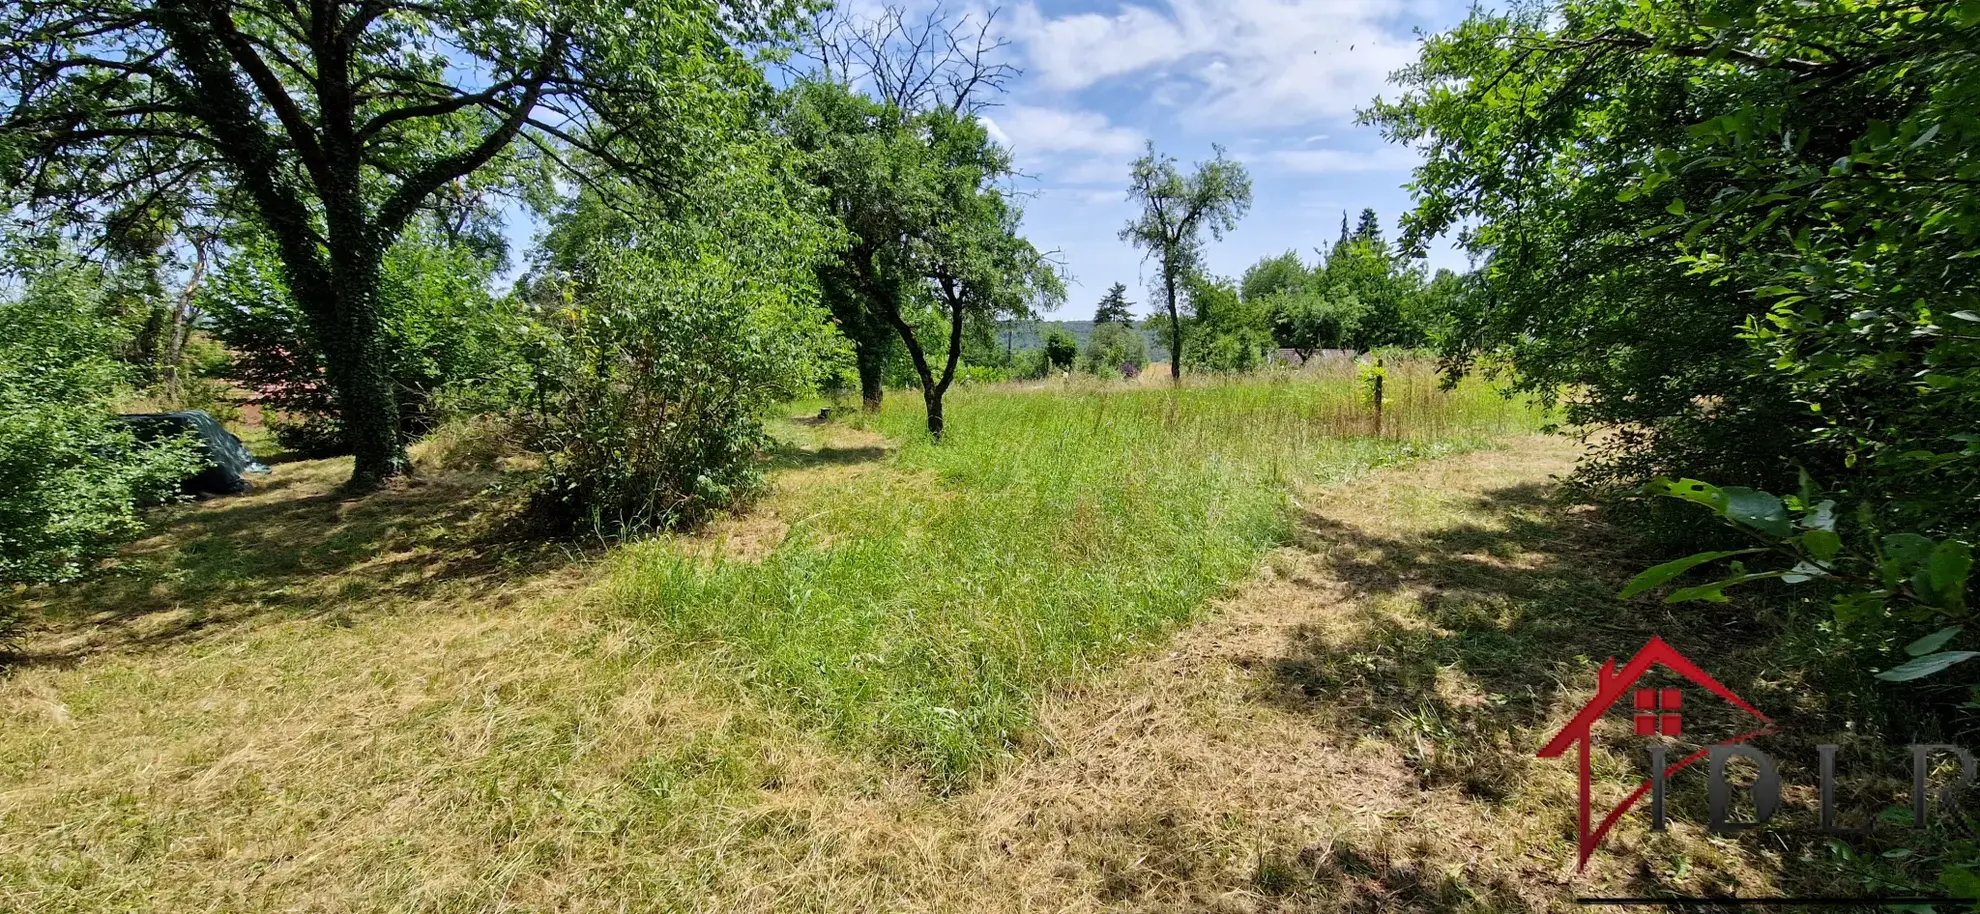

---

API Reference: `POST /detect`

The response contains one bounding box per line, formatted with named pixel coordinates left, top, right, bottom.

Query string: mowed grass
left=613, top=366, right=1547, bottom=785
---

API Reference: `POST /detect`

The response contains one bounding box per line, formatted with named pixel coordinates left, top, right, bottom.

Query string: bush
left=0, top=264, right=200, bottom=591
left=204, top=228, right=530, bottom=456
left=520, top=200, right=844, bottom=535
left=1081, top=321, right=1148, bottom=377
left=1042, top=329, right=1078, bottom=372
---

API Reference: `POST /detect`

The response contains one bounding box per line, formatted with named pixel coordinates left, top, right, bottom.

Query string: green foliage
left=519, top=159, right=846, bottom=535
left=1240, top=251, right=1308, bottom=303
left=1093, top=282, right=1135, bottom=326
left=781, top=79, right=1063, bottom=435
left=0, top=263, right=201, bottom=589
left=1240, top=218, right=1439, bottom=356
left=1080, top=321, right=1148, bottom=378
left=1365, top=0, right=1980, bottom=532
left=204, top=228, right=531, bottom=456
left=1042, top=329, right=1078, bottom=372
left=1181, top=273, right=1273, bottom=372
left=1270, top=291, right=1360, bottom=356
left=1624, top=475, right=1978, bottom=683
left=1121, top=143, right=1253, bottom=378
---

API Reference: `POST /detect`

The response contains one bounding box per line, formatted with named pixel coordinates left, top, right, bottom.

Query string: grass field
left=615, top=367, right=1544, bottom=785
left=16, top=367, right=1917, bottom=911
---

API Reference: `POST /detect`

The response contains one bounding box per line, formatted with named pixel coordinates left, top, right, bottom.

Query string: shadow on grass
left=1251, top=842, right=1543, bottom=913
left=764, top=442, right=891, bottom=473
left=6, top=459, right=587, bottom=669
left=1252, top=478, right=1897, bottom=899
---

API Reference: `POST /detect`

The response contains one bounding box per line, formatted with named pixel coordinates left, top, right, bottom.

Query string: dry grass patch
left=931, top=435, right=1867, bottom=912
left=19, top=399, right=1886, bottom=912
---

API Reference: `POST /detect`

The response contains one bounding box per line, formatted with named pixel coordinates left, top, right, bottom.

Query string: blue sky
left=504, top=0, right=1479, bottom=320
left=973, top=0, right=1477, bottom=320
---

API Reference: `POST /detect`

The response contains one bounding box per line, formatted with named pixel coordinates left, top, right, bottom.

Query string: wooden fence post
left=1373, top=356, right=1385, bottom=436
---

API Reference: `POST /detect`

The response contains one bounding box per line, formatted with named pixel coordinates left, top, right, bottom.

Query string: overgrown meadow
left=612, top=368, right=1546, bottom=785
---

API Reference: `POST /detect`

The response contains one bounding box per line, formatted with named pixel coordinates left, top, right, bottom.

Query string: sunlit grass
left=611, top=366, right=1548, bottom=786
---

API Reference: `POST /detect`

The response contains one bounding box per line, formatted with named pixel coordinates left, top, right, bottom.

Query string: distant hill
left=992, top=319, right=1171, bottom=364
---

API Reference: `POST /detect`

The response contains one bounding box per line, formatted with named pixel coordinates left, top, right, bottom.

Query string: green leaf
left=1722, top=486, right=1792, bottom=537
left=1883, top=533, right=1936, bottom=572
left=1620, top=549, right=1766, bottom=598
left=1926, top=540, right=1973, bottom=610
left=1876, top=651, right=1980, bottom=682
left=1801, top=529, right=1842, bottom=561
left=1941, top=865, right=1980, bottom=901
left=1666, top=198, right=1686, bottom=215
left=1667, top=571, right=1786, bottom=604
left=1906, top=626, right=1963, bottom=657
left=1645, top=477, right=1727, bottom=512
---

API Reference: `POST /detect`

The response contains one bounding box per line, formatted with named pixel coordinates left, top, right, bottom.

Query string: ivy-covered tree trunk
left=858, top=352, right=885, bottom=411
left=316, top=241, right=404, bottom=486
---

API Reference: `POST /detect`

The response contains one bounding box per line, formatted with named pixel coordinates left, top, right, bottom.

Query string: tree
left=1363, top=0, right=1980, bottom=526
left=1240, top=251, right=1309, bottom=304
left=786, top=7, right=1062, bottom=439
left=1121, top=143, right=1252, bottom=381
left=1270, top=291, right=1358, bottom=360
left=1081, top=321, right=1147, bottom=377
left=204, top=225, right=528, bottom=455
left=1094, top=282, right=1135, bottom=326
left=785, top=3, right=1023, bottom=416
left=1351, top=207, right=1385, bottom=247
left=1314, top=218, right=1425, bottom=349
left=1181, top=272, right=1272, bottom=372
left=1043, top=328, right=1078, bottom=372
left=1, top=0, right=787, bottom=488
left=517, top=162, right=845, bottom=534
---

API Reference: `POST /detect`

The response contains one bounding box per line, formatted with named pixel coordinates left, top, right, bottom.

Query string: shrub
left=1081, top=321, right=1148, bottom=377
left=203, top=228, right=530, bottom=455
left=520, top=204, right=844, bottom=535
left=0, top=264, right=200, bottom=591
left=1042, top=329, right=1078, bottom=373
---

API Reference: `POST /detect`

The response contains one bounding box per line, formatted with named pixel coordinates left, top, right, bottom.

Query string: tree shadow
left=5, top=459, right=590, bottom=669
left=1262, top=481, right=1763, bottom=734
left=764, top=442, right=892, bottom=472
left=1250, top=478, right=1907, bottom=898
left=1250, top=841, right=1545, bottom=913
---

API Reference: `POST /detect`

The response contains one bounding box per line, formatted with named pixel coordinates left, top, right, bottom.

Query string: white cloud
left=1258, top=146, right=1416, bottom=174
left=979, top=104, right=1145, bottom=188
left=981, top=104, right=1144, bottom=158
left=1010, top=0, right=1423, bottom=129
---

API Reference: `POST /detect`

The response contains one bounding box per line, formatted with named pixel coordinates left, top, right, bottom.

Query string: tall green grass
left=612, top=367, right=1546, bottom=786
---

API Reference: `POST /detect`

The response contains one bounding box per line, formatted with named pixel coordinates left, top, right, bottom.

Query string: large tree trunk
left=319, top=242, right=405, bottom=489
left=1165, top=270, right=1183, bottom=382
left=857, top=343, right=885, bottom=411
left=922, top=387, right=945, bottom=438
